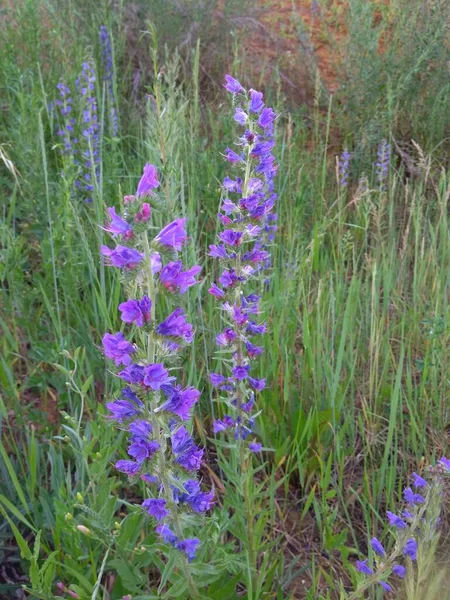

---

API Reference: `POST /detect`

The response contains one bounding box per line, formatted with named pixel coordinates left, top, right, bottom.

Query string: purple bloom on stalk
left=403, top=538, right=417, bottom=560
left=356, top=559, right=373, bottom=575
left=234, top=107, right=247, bottom=125
left=412, top=472, right=427, bottom=488
left=246, top=341, right=263, bottom=358
left=159, top=261, right=202, bottom=294
left=119, top=296, right=152, bottom=326
left=171, top=426, right=203, bottom=471
left=208, top=283, right=225, bottom=298
left=371, top=537, right=385, bottom=557
left=249, top=89, right=264, bottom=113
left=161, top=386, right=200, bottom=421
left=210, top=373, right=226, bottom=387
left=224, top=75, right=244, bottom=94
left=338, top=149, right=351, bottom=187
left=393, top=564, right=406, bottom=578
left=128, top=419, right=153, bottom=441
left=156, top=308, right=193, bottom=342
left=232, top=365, right=250, bottom=380
left=222, top=176, right=242, bottom=193
left=104, top=207, right=133, bottom=237
left=136, top=202, right=151, bottom=222
left=209, top=244, right=230, bottom=259
left=216, top=328, right=237, bottom=346
left=248, top=377, right=265, bottom=391
left=213, top=415, right=235, bottom=433
left=136, top=163, right=159, bottom=196
left=439, top=457, right=450, bottom=470
left=118, top=364, right=145, bottom=384
left=102, top=332, right=135, bottom=366
left=115, top=460, right=141, bottom=475
left=378, top=581, right=392, bottom=592
left=248, top=442, right=262, bottom=452
left=403, top=487, right=425, bottom=505
left=258, top=107, right=276, bottom=131
left=143, top=364, right=175, bottom=390
left=219, top=230, right=243, bottom=247
left=246, top=321, right=266, bottom=335
left=177, top=538, right=200, bottom=562
left=155, top=218, right=187, bottom=251
left=402, top=510, right=414, bottom=520
left=128, top=440, right=160, bottom=461
left=156, top=524, right=178, bottom=545
left=142, top=498, right=169, bottom=521
left=106, top=392, right=143, bottom=421
left=224, top=148, right=244, bottom=163
left=101, top=245, right=143, bottom=269
left=386, top=511, right=407, bottom=529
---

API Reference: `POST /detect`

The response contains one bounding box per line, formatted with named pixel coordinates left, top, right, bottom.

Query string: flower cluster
left=376, top=138, right=391, bottom=190
left=55, top=82, right=77, bottom=159
left=338, top=148, right=351, bottom=187
left=101, top=164, right=212, bottom=563
left=208, top=75, right=277, bottom=450
left=353, top=458, right=450, bottom=595
left=99, top=25, right=118, bottom=137
left=75, top=60, right=100, bottom=203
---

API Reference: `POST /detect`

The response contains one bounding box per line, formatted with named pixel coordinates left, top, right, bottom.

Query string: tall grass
left=0, top=0, right=449, bottom=598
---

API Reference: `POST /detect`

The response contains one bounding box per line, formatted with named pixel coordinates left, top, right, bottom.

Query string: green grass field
left=1, top=1, right=449, bottom=598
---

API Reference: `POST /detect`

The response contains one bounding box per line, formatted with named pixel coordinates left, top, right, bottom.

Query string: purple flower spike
left=412, top=472, right=427, bottom=488
left=104, top=207, right=133, bottom=238
left=137, top=163, right=159, bottom=196
left=370, top=537, right=385, bottom=557
left=213, top=416, right=235, bottom=433
left=403, top=538, right=417, bottom=561
left=142, top=498, right=169, bottom=521
left=234, top=107, right=248, bottom=125
left=248, top=442, right=262, bottom=452
left=258, top=107, right=276, bottom=131
left=156, top=524, right=178, bottom=545
left=224, top=75, right=245, bottom=94
left=161, top=386, right=200, bottom=421
left=356, top=559, right=373, bottom=575
left=232, top=365, right=250, bottom=380
left=119, top=296, right=152, bottom=326
left=177, top=538, right=200, bottom=562
left=155, top=218, right=187, bottom=251
left=157, top=308, right=193, bottom=342
left=171, top=427, right=203, bottom=471
left=159, top=261, right=202, bottom=294
left=115, top=460, right=141, bottom=475
left=393, top=564, right=406, bottom=578
left=403, top=487, right=425, bottom=505
left=378, top=581, right=392, bottom=592
left=102, top=332, right=135, bottom=366
left=118, top=364, right=145, bottom=384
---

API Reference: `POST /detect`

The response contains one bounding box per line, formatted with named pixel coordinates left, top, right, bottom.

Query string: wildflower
left=102, top=333, right=135, bottom=366
left=118, top=364, right=145, bottom=384
left=356, top=559, right=373, bottom=575
left=370, top=537, right=385, bottom=557
left=101, top=245, right=143, bottom=269
left=249, top=89, right=264, bottom=113
left=160, top=386, right=200, bottom=421
left=234, top=107, right=247, bottom=125
left=119, top=297, right=152, bottom=326
left=224, top=74, right=244, bottom=94
left=77, top=60, right=100, bottom=203
left=378, top=581, right=393, bottom=592
left=386, top=511, right=407, bottom=529
left=171, top=427, right=203, bottom=471
left=403, top=487, right=425, bottom=505
left=403, top=538, right=417, bottom=560
left=159, top=261, right=202, bottom=294
left=156, top=308, right=193, bottom=342
left=114, top=460, right=141, bottom=475
left=177, top=538, right=200, bottom=562
left=104, top=207, right=133, bottom=237
left=99, top=25, right=118, bottom=136
left=142, top=498, right=170, bottom=521
left=136, top=202, right=151, bottom=222
left=137, top=163, right=159, bottom=196
left=392, top=564, right=406, bottom=578
left=248, top=442, right=262, bottom=452
left=143, top=364, right=175, bottom=390
left=338, top=148, right=351, bottom=187
left=412, top=472, right=427, bottom=488
left=155, top=218, right=187, bottom=251
left=439, top=457, right=450, bottom=470
left=376, top=139, right=391, bottom=190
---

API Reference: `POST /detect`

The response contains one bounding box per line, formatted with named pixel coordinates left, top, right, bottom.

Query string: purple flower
left=155, top=218, right=187, bottom=251
left=439, top=457, right=450, bottom=471
left=209, top=244, right=230, bottom=259
left=403, top=538, right=417, bottom=560
left=161, top=386, right=200, bottom=421
left=224, top=148, right=244, bottom=163
left=219, top=230, right=243, bottom=247
left=176, top=538, right=200, bottom=562
left=160, top=261, right=202, bottom=294
left=216, top=328, right=237, bottom=346
left=101, top=245, right=143, bottom=269
left=412, top=472, right=427, bottom=488
left=143, top=364, right=175, bottom=390
left=393, top=564, right=406, bottom=578
left=378, top=581, right=392, bottom=592
left=208, top=283, right=225, bottom=298
left=136, top=202, right=151, bottom=222
left=234, top=107, right=247, bottom=125
left=249, top=89, right=264, bottom=113
left=402, top=510, right=414, bottom=520
left=403, top=487, right=425, bottom=505
left=142, top=498, right=169, bottom=521
left=118, top=364, right=145, bottom=384
left=171, top=427, right=203, bottom=471
left=258, top=107, right=276, bottom=132
left=246, top=321, right=267, bottom=335
left=136, top=163, right=159, bottom=196
left=119, top=296, right=151, bottom=326
left=356, top=559, right=373, bottom=575
left=213, top=416, right=235, bottom=433
left=128, top=419, right=153, bottom=440
left=338, top=149, right=351, bottom=187
left=248, top=442, right=262, bottom=452
left=232, top=365, right=250, bottom=380
left=128, top=440, right=160, bottom=461
left=156, top=524, right=178, bottom=545
left=386, top=511, right=407, bottom=529
left=156, top=308, right=193, bottom=342
left=210, top=373, right=225, bottom=387
left=224, top=75, right=244, bottom=94
left=102, top=332, right=135, bottom=366
left=248, top=377, right=265, bottom=391
left=245, top=341, right=263, bottom=358
left=371, top=537, right=385, bottom=557
left=104, top=207, right=133, bottom=237
left=106, top=390, right=143, bottom=420
left=115, top=460, right=141, bottom=475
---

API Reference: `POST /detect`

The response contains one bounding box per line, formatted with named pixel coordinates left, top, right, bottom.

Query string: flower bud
left=76, top=492, right=83, bottom=503
left=77, top=525, right=91, bottom=536
left=65, top=512, right=73, bottom=521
